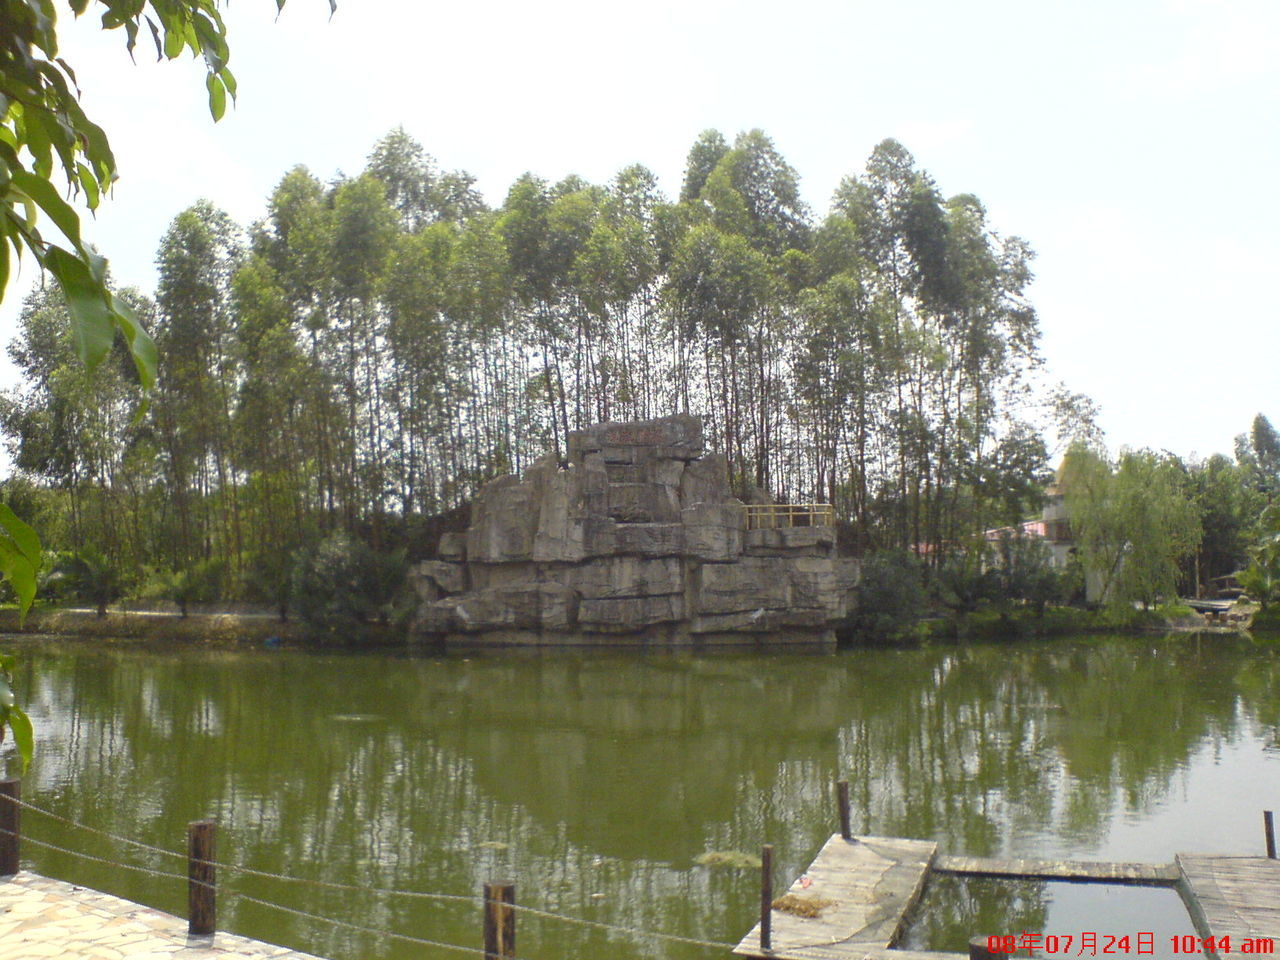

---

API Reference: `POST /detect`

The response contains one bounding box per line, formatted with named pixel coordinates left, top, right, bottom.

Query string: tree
left=1061, top=445, right=1202, bottom=606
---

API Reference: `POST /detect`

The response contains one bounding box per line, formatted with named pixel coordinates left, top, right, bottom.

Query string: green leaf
left=0, top=678, right=13, bottom=710
left=7, top=705, right=33, bottom=774
left=206, top=73, right=226, bottom=121
left=44, top=244, right=114, bottom=368
left=220, top=66, right=237, bottom=101
left=10, top=169, right=84, bottom=248
left=0, top=540, right=36, bottom=624
left=109, top=292, right=158, bottom=390
left=163, top=22, right=185, bottom=59
left=0, top=505, right=40, bottom=569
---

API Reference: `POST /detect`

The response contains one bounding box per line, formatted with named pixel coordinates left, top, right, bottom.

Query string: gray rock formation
left=410, top=415, right=858, bottom=646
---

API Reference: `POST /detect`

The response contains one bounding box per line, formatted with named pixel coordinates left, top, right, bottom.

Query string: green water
left=4, top=634, right=1279, bottom=960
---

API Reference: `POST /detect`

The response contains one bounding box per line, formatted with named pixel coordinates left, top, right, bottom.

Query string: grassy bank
left=0, top=605, right=394, bottom=647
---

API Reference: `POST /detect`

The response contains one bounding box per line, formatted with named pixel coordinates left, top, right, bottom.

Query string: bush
left=845, top=550, right=926, bottom=642
left=290, top=534, right=410, bottom=639
left=241, top=551, right=293, bottom=622
left=988, top=532, right=1065, bottom=616
left=934, top=546, right=997, bottom=615
left=49, top=549, right=126, bottom=617
left=140, top=557, right=229, bottom=617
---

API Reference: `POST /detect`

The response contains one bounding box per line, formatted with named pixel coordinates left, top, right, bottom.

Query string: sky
left=2, top=0, right=1278, bottom=469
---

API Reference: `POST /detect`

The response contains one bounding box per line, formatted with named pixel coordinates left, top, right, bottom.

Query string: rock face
left=410, top=415, right=857, bottom=646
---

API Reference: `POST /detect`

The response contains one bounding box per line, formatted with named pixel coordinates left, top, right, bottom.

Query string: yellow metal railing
left=744, top=503, right=835, bottom=530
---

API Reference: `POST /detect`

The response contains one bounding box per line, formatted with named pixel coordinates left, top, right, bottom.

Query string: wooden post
left=0, top=779, right=18, bottom=876
left=760, top=844, right=773, bottom=952
left=1266, top=810, right=1276, bottom=859
left=483, top=881, right=515, bottom=960
left=971, top=936, right=1009, bottom=959
left=837, top=780, right=852, bottom=841
left=187, top=819, right=216, bottom=935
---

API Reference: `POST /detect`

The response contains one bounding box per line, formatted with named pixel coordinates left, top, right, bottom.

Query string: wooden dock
left=735, top=836, right=1280, bottom=960
left=1177, top=854, right=1280, bottom=945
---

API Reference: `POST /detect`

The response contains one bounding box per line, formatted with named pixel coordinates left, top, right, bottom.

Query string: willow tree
left=1062, top=445, right=1202, bottom=605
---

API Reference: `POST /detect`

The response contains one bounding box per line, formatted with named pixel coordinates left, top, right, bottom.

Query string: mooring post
left=760, top=843, right=773, bottom=952
left=1265, top=810, right=1276, bottom=859
left=837, top=779, right=852, bottom=841
left=970, top=936, right=1010, bottom=959
left=187, top=819, right=216, bottom=935
left=483, top=881, right=515, bottom=960
left=0, top=778, right=19, bottom=876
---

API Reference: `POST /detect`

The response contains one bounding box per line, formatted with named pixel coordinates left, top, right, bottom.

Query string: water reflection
left=4, top=635, right=1278, bottom=960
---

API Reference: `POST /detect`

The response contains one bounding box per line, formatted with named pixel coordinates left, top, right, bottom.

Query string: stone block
left=743, top=525, right=836, bottom=557
left=614, top=523, right=685, bottom=557
left=437, top=531, right=467, bottom=561
left=533, top=468, right=587, bottom=562
left=416, top=600, right=461, bottom=633
left=567, top=415, right=703, bottom=463
left=682, top=501, right=745, bottom=561
left=568, top=556, right=683, bottom=599
left=604, top=462, right=645, bottom=483
left=785, top=556, right=840, bottom=611
left=679, top=454, right=729, bottom=506
left=584, top=517, right=617, bottom=556
left=835, top=558, right=862, bottom=593
left=454, top=584, right=578, bottom=631
left=608, top=482, right=681, bottom=523
left=578, top=594, right=685, bottom=629
left=690, top=608, right=836, bottom=634
left=582, top=453, right=608, bottom=517
left=468, top=562, right=539, bottom=591
left=467, top=475, right=537, bottom=562
left=648, top=457, right=686, bottom=488
left=414, top=560, right=467, bottom=595
left=697, top=557, right=788, bottom=613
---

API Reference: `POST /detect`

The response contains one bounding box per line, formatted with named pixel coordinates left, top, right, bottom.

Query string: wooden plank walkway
left=737, top=838, right=1279, bottom=959
left=0, top=871, right=328, bottom=960
left=1176, top=854, right=1280, bottom=947
left=935, top=854, right=1180, bottom=885
left=734, top=834, right=941, bottom=959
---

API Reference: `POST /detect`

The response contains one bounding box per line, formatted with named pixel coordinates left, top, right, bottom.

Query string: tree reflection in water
left=9, top=634, right=1279, bottom=960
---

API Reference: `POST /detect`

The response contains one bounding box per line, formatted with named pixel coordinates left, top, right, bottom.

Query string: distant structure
left=983, top=482, right=1074, bottom=569
left=411, top=415, right=859, bottom=645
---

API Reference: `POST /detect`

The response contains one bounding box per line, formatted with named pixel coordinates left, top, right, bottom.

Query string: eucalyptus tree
left=793, top=271, right=887, bottom=542
left=328, top=174, right=398, bottom=540
left=381, top=222, right=457, bottom=513
left=153, top=201, right=244, bottom=569
left=2, top=284, right=153, bottom=570
left=673, top=129, right=809, bottom=493
left=366, top=127, right=486, bottom=231
left=447, top=211, right=517, bottom=485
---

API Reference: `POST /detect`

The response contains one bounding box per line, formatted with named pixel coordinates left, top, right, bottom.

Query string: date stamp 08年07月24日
left=986, top=933, right=1277, bottom=955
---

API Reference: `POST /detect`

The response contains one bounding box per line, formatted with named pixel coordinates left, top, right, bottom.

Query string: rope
left=9, top=796, right=186, bottom=861
left=5, top=798, right=740, bottom=953
left=231, top=890, right=504, bottom=959
left=9, top=796, right=480, bottom=905
left=507, top=901, right=740, bottom=951
left=12, top=832, right=209, bottom=890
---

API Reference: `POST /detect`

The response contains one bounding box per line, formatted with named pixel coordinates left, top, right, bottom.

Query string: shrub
left=290, top=534, right=410, bottom=639
left=846, top=550, right=926, bottom=642
left=49, top=549, right=126, bottom=617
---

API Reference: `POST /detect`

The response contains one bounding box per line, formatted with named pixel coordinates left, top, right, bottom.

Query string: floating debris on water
left=771, top=893, right=837, bottom=918
left=477, top=841, right=510, bottom=851
left=694, top=850, right=762, bottom=869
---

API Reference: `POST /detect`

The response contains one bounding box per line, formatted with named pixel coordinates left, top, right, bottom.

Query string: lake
left=3, top=633, right=1278, bottom=959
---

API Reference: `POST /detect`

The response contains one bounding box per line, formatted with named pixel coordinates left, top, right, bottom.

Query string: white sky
left=2, top=0, right=1278, bottom=468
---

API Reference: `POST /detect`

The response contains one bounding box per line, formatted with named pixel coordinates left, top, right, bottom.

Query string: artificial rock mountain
left=410, top=416, right=859, bottom=645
